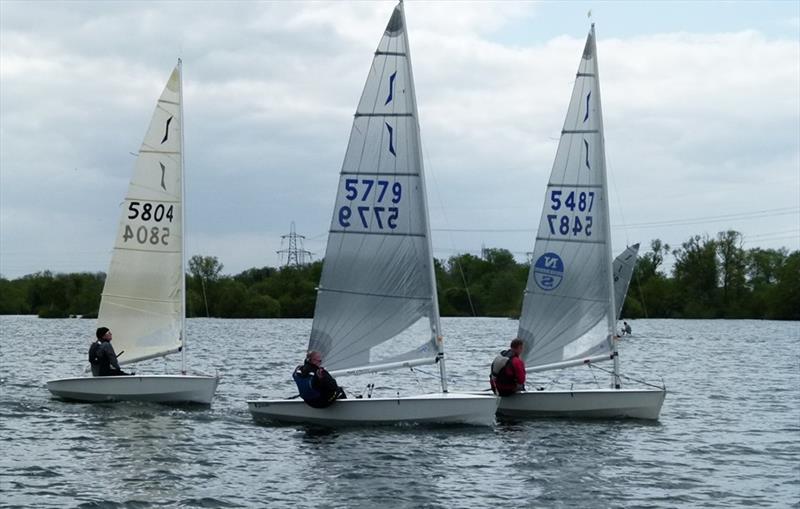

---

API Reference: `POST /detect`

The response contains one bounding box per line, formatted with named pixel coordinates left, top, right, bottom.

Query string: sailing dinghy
left=247, top=2, right=497, bottom=426
left=497, top=26, right=665, bottom=420
left=46, top=62, right=219, bottom=404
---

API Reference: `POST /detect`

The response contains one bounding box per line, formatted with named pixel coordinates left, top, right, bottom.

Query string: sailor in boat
left=621, top=321, right=632, bottom=336
left=93, top=328, right=133, bottom=377
left=293, top=350, right=346, bottom=408
left=88, top=328, right=104, bottom=376
left=489, top=338, right=526, bottom=397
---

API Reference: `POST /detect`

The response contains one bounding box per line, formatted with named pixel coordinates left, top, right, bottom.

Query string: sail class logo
left=534, top=252, right=564, bottom=291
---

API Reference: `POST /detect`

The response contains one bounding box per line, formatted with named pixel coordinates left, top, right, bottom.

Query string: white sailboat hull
left=247, top=392, right=498, bottom=426
left=496, top=388, right=666, bottom=420
left=46, top=375, right=219, bottom=405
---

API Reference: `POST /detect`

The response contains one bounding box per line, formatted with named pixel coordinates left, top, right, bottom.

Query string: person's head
left=306, top=350, right=322, bottom=366
left=96, top=327, right=111, bottom=341
left=510, top=338, right=524, bottom=355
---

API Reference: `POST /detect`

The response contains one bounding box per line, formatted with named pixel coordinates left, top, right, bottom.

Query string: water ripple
left=1, top=317, right=798, bottom=508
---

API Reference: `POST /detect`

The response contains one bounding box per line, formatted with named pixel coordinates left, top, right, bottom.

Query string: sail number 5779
left=338, top=178, right=402, bottom=229
left=547, top=189, right=595, bottom=237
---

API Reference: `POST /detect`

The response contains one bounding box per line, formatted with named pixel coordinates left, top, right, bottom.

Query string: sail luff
left=397, top=1, right=447, bottom=392
left=589, top=24, right=621, bottom=388
left=177, top=59, right=187, bottom=373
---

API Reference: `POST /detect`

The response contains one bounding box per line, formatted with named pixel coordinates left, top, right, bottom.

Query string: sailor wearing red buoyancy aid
left=490, top=338, right=526, bottom=396
left=293, top=350, right=347, bottom=408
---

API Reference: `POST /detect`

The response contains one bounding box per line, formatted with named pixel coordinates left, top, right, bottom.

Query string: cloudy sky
left=1, top=0, right=798, bottom=279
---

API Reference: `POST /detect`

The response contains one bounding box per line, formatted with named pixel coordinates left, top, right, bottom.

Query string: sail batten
left=328, top=229, right=426, bottom=238
left=534, top=237, right=605, bottom=245
left=319, top=287, right=430, bottom=301
left=139, top=150, right=181, bottom=155
left=355, top=113, right=414, bottom=118
left=340, top=171, right=420, bottom=176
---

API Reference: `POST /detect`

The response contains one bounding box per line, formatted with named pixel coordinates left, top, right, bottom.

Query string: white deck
left=247, top=392, right=498, bottom=426
left=46, top=374, right=219, bottom=405
left=496, top=387, right=666, bottom=420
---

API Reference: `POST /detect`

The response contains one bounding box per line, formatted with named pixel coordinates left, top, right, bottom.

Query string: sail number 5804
left=338, top=178, right=402, bottom=229
left=128, top=201, right=174, bottom=222
left=123, top=225, right=170, bottom=246
left=547, top=189, right=595, bottom=237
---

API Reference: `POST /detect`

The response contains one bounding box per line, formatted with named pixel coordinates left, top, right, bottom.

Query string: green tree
left=716, top=230, right=747, bottom=316
left=672, top=235, right=718, bottom=317
left=0, top=277, right=30, bottom=314
left=187, top=255, right=223, bottom=317
left=634, top=239, right=671, bottom=284
left=746, top=247, right=787, bottom=317
left=767, top=251, right=800, bottom=320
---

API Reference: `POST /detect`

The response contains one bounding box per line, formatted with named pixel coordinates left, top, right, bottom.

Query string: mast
left=178, top=58, right=187, bottom=374
left=399, top=1, right=447, bottom=392
left=592, top=24, right=620, bottom=389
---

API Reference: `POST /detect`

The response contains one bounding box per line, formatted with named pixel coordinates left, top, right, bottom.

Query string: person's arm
left=513, top=357, right=526, bottom=387
left=104, top=343, right=121, bottom=370
left=315, top=369, right=338, bottom=393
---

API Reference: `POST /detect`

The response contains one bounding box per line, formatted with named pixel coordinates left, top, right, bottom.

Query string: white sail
left=613, top=243, right=639, bottom=319
left=247, top=3, right=497, bottom=426
left=492, top=26, right=664, bottom=421
left=97, top=65, right=184, bottom=366
left=308, top=3, right=439, bottom=373
left=518, top=28, right=615, bottom=369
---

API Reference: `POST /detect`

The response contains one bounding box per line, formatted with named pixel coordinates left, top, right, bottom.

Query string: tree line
left=1, top=230, right=797, bottom=320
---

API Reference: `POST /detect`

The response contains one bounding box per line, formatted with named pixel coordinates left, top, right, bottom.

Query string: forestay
left=308, top=4, right=439, bottom=373
left=97, top=64, right=184, bottom=366
left=518, top=29, right=616, bottom=369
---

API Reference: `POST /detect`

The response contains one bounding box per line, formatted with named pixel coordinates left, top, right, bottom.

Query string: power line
left=429, top=207, right=799, bottom=233
left=622, top=207, right=798, bottom=229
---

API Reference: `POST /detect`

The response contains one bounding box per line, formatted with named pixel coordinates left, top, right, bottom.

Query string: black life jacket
left=490, top=350, right=517, bottom=386
left=96, top=341, right=119, bottom=375
left=88, top=341, right=101, bottom=366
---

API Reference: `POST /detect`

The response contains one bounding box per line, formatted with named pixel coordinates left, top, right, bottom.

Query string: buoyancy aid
left=490, top=350, right=516, bottom=387
left=293, top=366, right=322, bottom=402
left=88, top=341, right=101, bottom=365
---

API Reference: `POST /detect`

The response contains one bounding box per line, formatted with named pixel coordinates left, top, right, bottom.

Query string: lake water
left=1, top=316, right=798, bottom=508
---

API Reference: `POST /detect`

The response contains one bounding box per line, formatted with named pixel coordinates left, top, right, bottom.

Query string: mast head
left=385, top=4, right=404, bottom=36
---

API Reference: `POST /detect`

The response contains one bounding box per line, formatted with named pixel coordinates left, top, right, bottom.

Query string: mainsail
left=97, top=64, right=184, bottom=365
left=518, top=27, right=616, bottom=369
left=613, top=243, right=639, bottom=319
left=308, top=3, right=440, bottom=373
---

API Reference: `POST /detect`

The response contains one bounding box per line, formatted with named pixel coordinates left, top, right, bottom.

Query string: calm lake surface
left=1, top=316, right=798, bottom=508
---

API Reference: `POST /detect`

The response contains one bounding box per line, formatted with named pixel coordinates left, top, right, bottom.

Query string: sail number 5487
left=550, top=190, right=594, bottom=212
left=546, top=214, right=593, bottom=236
left=547, top=189, right=595, bottom=237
